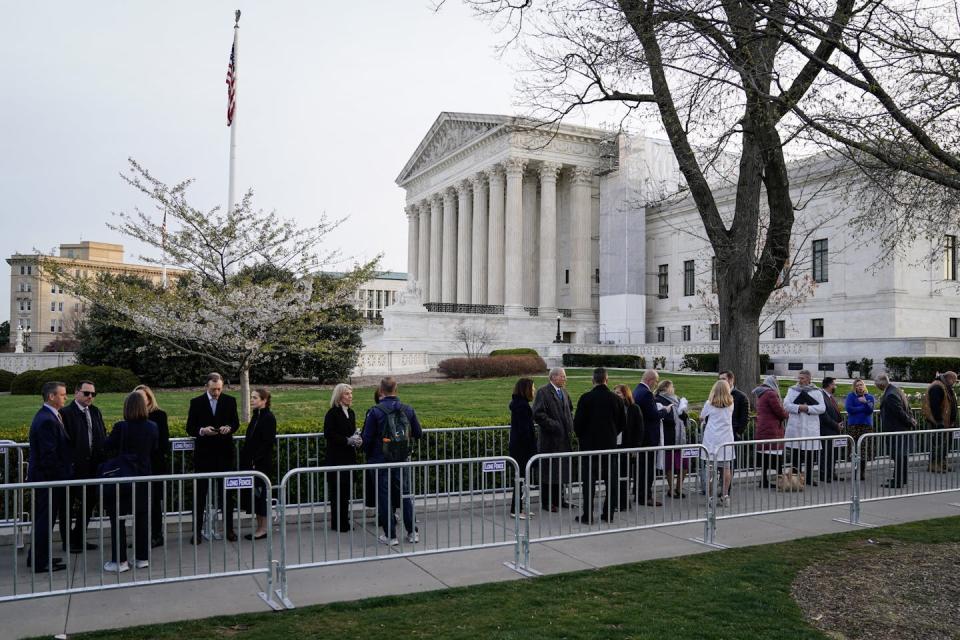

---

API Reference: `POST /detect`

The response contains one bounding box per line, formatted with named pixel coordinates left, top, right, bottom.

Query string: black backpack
left=378, top=405, right=411, bottom=462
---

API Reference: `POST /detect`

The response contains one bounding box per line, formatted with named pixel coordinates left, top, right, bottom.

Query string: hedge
left=561, top=353, right=645, bottom=369
left=10, top=365, right=140, bottom=395
left=489, top=348, right=539, bottom=357
left=0, top=369, right=15, bottom=392
left=437, top=355, right=547, bottom=379
left=882, top=356, right=960, bottom=383
left=681, top=353, right=719, bottom=372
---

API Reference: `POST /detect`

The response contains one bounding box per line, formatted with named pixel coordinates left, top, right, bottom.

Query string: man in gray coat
left=533, top=367, right=574, bottom=511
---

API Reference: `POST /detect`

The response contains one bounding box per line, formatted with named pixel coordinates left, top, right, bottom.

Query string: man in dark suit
left=532, top=367, right=574, bottom=511
left=27, top=381, right=73, bottom=572
left=186, top=372, right=240, bottom=542
left=818, top=377, right=843, bottom=482
left=574, top=368, right=625, bottom=523
left=60, top=379, right=107, bottom=552
left=876, top=373, right=917, bottom=488
left=633, top=369, right=669, bottom=506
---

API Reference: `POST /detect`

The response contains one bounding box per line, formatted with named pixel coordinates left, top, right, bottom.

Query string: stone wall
left=0, top=352, right=76, bottom=375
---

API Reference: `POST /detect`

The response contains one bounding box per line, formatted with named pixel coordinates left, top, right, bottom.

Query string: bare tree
left=453, top=321, right=500, bottom=358
left=457, top=0, right=956, bottom=386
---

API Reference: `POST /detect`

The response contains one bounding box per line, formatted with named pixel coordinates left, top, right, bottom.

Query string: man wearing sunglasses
left=60, top=380, right=107, bottom=552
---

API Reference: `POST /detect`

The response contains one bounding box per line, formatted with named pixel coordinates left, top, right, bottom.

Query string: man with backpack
left=361, top=376, right=423, bottom=546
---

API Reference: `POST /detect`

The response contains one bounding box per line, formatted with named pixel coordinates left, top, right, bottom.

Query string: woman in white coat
left=783, top=370, right=825, bottom=486
left=700, top=379, right=736, bottom=507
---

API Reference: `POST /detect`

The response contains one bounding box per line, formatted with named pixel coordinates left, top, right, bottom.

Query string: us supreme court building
left=366, top=112, right=960, bottom=373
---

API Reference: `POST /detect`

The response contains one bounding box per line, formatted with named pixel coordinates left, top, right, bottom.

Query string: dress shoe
left=881, top=480, right=905, bottom=488
left=190, top=535, right=203, bottom=545
left=244, top=532, right=268, bottom=540
left=226, top=532, right=238, bottom=542
left=34, top=563, right=66, bottom=574
left=574, top=515, right=594, bottom=524
left=151, top=537, right=164, bottom=549
left=645, top=499, right=663, bottom=507
left=549, top=506, right=559, bottom=513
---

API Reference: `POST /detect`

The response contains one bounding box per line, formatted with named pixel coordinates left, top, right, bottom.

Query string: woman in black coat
left=509, top=378, right=537, bottom=518
left=135, top=385, right=169, bottom=547
left=614, top=384, right=644, bottom=508
left=324, top=383, right=360, bottom=532
left=239, top=388, right=276, bottom=540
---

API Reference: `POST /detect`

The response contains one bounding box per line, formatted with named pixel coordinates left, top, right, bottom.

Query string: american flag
left=226, top=41, right=237, bottom=126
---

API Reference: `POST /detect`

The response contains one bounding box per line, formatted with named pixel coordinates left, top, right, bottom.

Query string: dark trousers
left=150, top=481, right=165, bottom=540
left=67, top=482, right=99, bottom=547
left=106, top=483, right=149, bottom=563
left=890, top=434, right=910, bottom=485
left=327, top=469, right=351, bottom=531
left=755, top=451, right=783, bottom=487
left=819, top=438, right=838, bottom=481
left=30, top=486, right=66, bottom=571
left=617, top=452, right=634, bottom=510
left=580, top=453, right=616, bottom=522
left=511, top=456, right=530, bottom=514
left=930, top=429, right=951, bottom=468
left=790, top=449, right=817, bottom=485
left=636, top=450, right=656, bottom=501
left=376, top=467, right=414, bottom=539
left=194, top=478, right=235, bottom=537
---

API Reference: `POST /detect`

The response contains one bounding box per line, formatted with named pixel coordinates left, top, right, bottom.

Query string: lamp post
left=23, top=327, right=32, bottom=353
left=554, top=314, right=562, bottom=343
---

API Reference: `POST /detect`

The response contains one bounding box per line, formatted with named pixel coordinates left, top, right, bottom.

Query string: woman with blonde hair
left=700, top=379, right=736, bottom=506
left=134, top=385, right=170, bottom=548
left=324, top=383, right=361, bottom=532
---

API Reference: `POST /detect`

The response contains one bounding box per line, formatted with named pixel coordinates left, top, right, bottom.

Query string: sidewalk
left=2, top=490, right=957, bottom=639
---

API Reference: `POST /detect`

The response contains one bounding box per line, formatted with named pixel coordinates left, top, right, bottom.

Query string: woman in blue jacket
left=844, top=378, right=876, bottom=481
left=509, top=378, right=537, bottom=519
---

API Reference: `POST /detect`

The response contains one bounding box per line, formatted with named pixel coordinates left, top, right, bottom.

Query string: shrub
left=846, top=360, right=859, bottom=378
left=561, top=353, right=644, bottom=369
left=760, top=353, right=771, bottom=372
left=489, top=348, right=539, bottom=357
left=859, top=358, right=874, bottom=379
left=438, top=355, right=547, bottom=379
left=681, top=353, right=720, bottom=372
left=883, top=357, right=911, bottom=381
left=43, top=338, right=81, bottom=352
left=910, top=357, right=960, bottom=383
left=10, top=365, right=140, bottom=395
left=0, top=369, right=16, bottom=392
left=653, top=356, right=666, bottom=370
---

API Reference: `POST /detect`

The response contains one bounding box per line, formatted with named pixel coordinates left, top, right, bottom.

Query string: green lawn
left=0, top=370, right=879, bottom=442
left=52, top=515, right=960, bottom=640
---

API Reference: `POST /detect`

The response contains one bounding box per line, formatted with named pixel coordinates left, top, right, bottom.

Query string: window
left=50, top=323, right=56, bottom=333
left=945, top=235, right=958, bottom=280
left=595, top=268, right=600, bottom=284
left=74, top=302, right=80, bottom=312
left=774, top=320, right=786, bottom=339
left=656, top=326, right=665, bottom=343
left=51, top=285, right=56, bottom=294
left=19, top=266, right=24, bottom=275
left=683, top=260, right=695, bottom=296
left=18, top=300, right=24, bottom=312
left=58, top=302, right=63, bottom=312
left=27, top=265, right=32, bottom=275
left=26, top=300, right=31, bottom=311
left=565, top=269, right=570, bottom=285
left=951, top=317, right=958, bottom=338
left=74, top=269, right=80, bottom=278
left=681, top=325, right=691, bottom=341
left=711, top=257, right=718, bottom=293
left=658, top=264, right=669, bottom=298
left=811, top=318, right=824, bottom=338
left=50, top=302, right=56, bottom=312
left=57, top=319, right=63, bottom=333
left=710, top=323, right=719, bottom=341
left=812, top=239, right=828, bottom=283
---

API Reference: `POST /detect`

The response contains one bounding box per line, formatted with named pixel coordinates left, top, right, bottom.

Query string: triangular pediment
left=396, top=112, right=509, bottom=185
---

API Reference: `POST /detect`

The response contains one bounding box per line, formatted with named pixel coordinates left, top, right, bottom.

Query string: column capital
left=485, top=164, right=505, bottom=183
left=405, top=204, right=417, bottom=218
left=443, top=186, right=458, bottom=204
left=539, top=162, right=562, bottom=181
left=456, top=179, right=472, bottom=194
left=430, top=192, right=444, bottom=205
left=419, top=199, right=432, bottom=212
left=471, top=172, right=487, bottom=188
left=503, top=157, right=528, bottom=177
left=568, top=166, right=595, bottom=185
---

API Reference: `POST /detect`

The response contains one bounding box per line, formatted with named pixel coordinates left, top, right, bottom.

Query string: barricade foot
left=689, top=537, right=728, bottom=549
left=259, top=591, right=284, bottom=611
left=831, top=517, right=877, bottom=528
left=275, top=589, right=295, bottom=609
left=503, top=560, right=541, bottom=577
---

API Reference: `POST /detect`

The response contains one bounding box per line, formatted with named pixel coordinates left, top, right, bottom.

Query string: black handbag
left=98, top=424, right=142, bottom=513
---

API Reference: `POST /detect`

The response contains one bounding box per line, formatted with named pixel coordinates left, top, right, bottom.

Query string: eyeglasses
left=81, top=391, right=97, bottom=397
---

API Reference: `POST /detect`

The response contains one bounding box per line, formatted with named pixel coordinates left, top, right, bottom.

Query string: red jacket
left=753, top=386, right=788, bottom=449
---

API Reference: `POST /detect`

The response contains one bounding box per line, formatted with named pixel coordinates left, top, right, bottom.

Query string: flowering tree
left=44, top=159, right=378, bottom=419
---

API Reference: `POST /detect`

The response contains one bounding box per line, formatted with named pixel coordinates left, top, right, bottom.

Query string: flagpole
left=227, top=10, right=240, bottom=220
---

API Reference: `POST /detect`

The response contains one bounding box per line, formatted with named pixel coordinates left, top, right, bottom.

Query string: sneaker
left=378, top=535, right=399, bottom=547
left=135, top=560, right=149, bottom=569
left=721, top=495, right=731, bottom=508
left=510, top=512, right=528, bottom=520
left=406, top=531, right=420, bottom=544
left=104, top=561, right=130, bottom=573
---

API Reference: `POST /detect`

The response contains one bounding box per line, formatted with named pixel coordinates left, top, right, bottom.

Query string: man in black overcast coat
left=186, top=372, right=240, bottom=542
left=574, top=368, right=626, bottom=523
left=60, top=380, right=107, bottom=551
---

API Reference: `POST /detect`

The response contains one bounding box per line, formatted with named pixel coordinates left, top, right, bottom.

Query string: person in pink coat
left=752, top=375, right=788, bottom=488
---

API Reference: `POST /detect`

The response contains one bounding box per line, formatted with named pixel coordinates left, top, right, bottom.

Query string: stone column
left=470, top=173, right=488, bottom=305
left=429, top=194, right=443, bottom=303
left=406, top=205, right=419, bottom=285
left=441, top=187, right=458, bottom=303
left=522, top=171, right=539, bottom=308
left=417, top=199, right=431, bottom=300
left=455, top=180, right=473, bottom=304
left=486, top=165, right=506, bottom=306
left=569, top=166, right=594, bottom=316
left=538, top=163, right=561, bottom=314
left=503, top=157, right=527, bottom=315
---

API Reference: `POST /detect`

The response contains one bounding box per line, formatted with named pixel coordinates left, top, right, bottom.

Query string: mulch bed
left=792, top=539, right=960, bottom=640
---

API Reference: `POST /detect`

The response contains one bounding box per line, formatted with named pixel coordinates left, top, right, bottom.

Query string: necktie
left=84, top=407, right=93, bottom=448
left=211, top=398, right=218, bottom=415
left=556, top=388, right=562, bottom=400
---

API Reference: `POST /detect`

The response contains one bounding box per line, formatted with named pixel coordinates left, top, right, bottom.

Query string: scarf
left=660, top=392, right=687, bottom=446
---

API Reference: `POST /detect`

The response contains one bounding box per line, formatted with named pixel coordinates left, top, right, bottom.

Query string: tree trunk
left=239, top=366, right=251, bottom=423
left=718, top=286, right=762, bottom=400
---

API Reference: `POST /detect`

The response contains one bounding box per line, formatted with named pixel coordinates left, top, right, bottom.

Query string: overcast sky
left=0, top=1, right=541, bottom=311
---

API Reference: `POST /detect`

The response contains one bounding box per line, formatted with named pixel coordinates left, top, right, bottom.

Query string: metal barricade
left=0, top=471, right=277, bottom=607
left=851, top=427, right=960, bottom=523
left=519, top=444, right=713, bottom=571
left=276, top=456, right=521, bottom=608
left=710, top=436, right=855, bottom=524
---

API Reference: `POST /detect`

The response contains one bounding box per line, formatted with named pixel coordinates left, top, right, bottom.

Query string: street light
left=23, top=327, right=32, bottom=353
left=554, top=314, right=562, bottom=343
